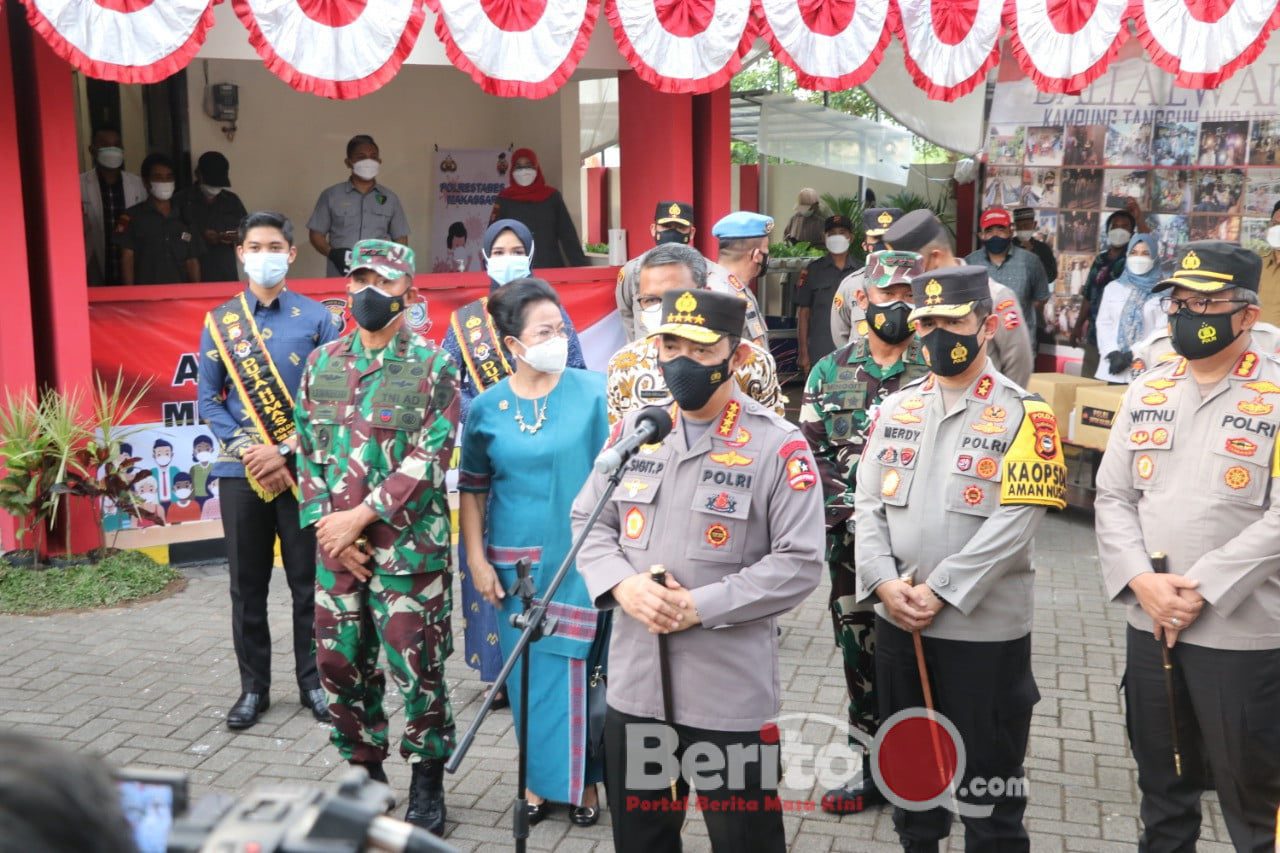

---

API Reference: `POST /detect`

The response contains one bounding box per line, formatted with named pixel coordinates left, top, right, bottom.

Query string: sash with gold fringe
left=450, top=296, right=513, bottom=392
left=206, top=292, right=297, bottom=501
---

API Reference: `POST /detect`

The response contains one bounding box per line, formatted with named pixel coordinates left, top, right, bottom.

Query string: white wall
left=185, top=59, right=581, bottom=278
left=763, top=162, right=957, bottom=234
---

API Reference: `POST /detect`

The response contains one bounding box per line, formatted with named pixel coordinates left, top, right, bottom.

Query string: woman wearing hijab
left=443, top=219, right=586, bottom=703
left=1094, top=232, right=1165, bottom=383
left=489, top=148, right=587, bottom=268
left=459, top=278, right=609, bottom=827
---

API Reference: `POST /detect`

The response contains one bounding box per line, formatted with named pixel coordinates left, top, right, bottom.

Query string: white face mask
left=1267, top=224, right=1280, bottom=250
left=351, top=159, right=380, bottom=181
left=517, top=335, right=568, bottom=374
left=1126, top=255, right=1154, bottom=276
left=512, top=168, right=537, bottom=187
left=195, top=451, right=214, bottom=464
left=96, top=147, right=125, bottom=170
left=200, top=184, right=224, bottom=198
left=174, top=488, right=193, bottom=501
left=243, top=251, right=291, bottom=288
left=825, top=235, right=851, bottom=254
left=638, top=305, right=662, bottom=334
left=1107, top=228, right=1132, bottom=248
left=1015, top=229, right=1035, bottom=242
left=150, top=182, right=175, bottom=201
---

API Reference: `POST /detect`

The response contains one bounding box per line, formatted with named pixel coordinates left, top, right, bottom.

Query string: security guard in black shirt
left=116, top=152, right=201, bottom=285
left=796, top=214, right=858, bottom=373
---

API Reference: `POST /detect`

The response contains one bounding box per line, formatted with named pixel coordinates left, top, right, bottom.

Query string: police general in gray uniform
left=1095, top=241, right=1280, bottom=852
left=881, top=209, right=1035, bottom=387
left=574, top=288, right=824, bottom=853
left=855, top=265, right=1067, bottom=853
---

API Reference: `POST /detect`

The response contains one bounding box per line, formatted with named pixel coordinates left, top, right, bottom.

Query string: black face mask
left=922, top=327, right=984, bottom=377
left=757, top=252, right=770, bottom=278
left=867, top=301, right=914, bottom=344
left=656, top=228, right=690, bottom=245
left=1169, top=307, right=1242, bottom=360
left=350, top=284, right=405, bottom=331
left=984, top=235, right=1011, bottom=255
left=659, top=355, right=732, bottom=411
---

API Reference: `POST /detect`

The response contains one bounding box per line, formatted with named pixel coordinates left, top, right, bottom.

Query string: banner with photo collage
left=983, top=40, right=1280, bottom=344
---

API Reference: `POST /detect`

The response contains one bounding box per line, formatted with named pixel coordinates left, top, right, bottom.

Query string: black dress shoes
left=226, top=693, right=269, bottom=730
left=300, top=687, right=331, bottom=723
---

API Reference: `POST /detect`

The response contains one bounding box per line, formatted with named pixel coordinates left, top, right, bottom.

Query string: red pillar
left=583, top=166, right=610, bottom=245
left=9, top=6, right=99, bottom=554
left=954, top=179, right=976, bottom=257
left=738, top=165, right=760, bottom=214
left=618, top=71, right=693, bottom=261
left=0, top=8, right=39, bottom=551
left=691, top=88, right=731, bottom=257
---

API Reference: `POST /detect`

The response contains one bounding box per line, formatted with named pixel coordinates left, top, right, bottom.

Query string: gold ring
left=355, top=536, right=370, bottom=551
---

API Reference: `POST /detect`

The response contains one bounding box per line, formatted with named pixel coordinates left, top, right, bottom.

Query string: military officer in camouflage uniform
left=1096, top=242, right=1280, bottom=851
left=799, top=250, right=928, bottom=815
left=607, top=243, right=782, bottom=425
left=830, top=208, right=903, bottom=346
left=855, top=265, right=1067, bottom=852
left=295, top=239, right=459, bottom=836
left=882, top=209, right=1035, bottom=387
left=575, top=288, right=824, bottom=853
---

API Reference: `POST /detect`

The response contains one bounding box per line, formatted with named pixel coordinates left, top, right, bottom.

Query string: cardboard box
left=1027, top=373, right=1105, bottom=428
left=1073, top=384, right=1128, bottom=450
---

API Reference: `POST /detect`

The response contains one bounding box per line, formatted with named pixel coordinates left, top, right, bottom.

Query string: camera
left=115, top=767, right=456, bottom=853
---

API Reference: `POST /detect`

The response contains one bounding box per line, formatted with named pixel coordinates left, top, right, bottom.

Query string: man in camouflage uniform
left=295, top=239, right=459, bottom=836
left=799, top=250, right=928, bottom=816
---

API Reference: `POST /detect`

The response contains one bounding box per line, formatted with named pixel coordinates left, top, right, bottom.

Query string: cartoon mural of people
left=132, top=475, right=160, bottom=528
left=165, top=472, right=202, bottom=524
left=190, top=434, right=215, bottom=501
left=149, top=439, right=178, bottom=506
left=200, top=476, right=221, bottom=521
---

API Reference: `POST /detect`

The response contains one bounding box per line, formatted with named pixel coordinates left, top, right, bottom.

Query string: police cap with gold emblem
left=882, top=208, right=949, bottom=253
left=350, top=239, right=415, bottom=281
left=862, top=207, right=903, bottom=238
left=866, top=250, right=924, bottom=289
left=651, top=289, right=747, bottom=345
left=655, top=201, right=694, bottom=227
left=908, top=265, right=991, bottom=322
left=1154, top=240, right=1262, bottom=294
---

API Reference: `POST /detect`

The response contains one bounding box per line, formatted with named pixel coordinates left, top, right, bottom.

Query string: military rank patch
left=882, top=469, right=901, bottom=497
left=1137, top=454, right=1154, bottom=480
left=1224, top=465, right=1251, bottom=490
left=1225, top=437, right=1258, bottom=457
left=834, top=294, right=844, bottom=309
left=705, top=523, right=730, bottom=548
left=786, top=456, right=817, bottom=491
left=1238, top=396, right=1273, bottom=416
left=857, top=320, right=869, bottom=337
left=962, top=485, right=984, bottom=505
left=624, top=507, right=645, bottom=540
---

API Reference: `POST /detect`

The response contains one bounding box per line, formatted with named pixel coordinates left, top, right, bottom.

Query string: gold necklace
left=513, top=395, right=548, bottom=434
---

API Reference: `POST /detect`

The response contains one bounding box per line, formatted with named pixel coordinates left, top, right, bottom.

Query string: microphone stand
left=445, top=461, right=627, bottom=852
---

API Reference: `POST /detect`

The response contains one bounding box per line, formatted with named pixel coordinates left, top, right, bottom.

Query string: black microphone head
left=636, top=406, right=674, bottom=442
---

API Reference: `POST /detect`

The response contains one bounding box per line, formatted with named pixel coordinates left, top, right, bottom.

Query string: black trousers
left=222, top=477, right=319, bottom=694
left=603, top=707, right=786, bottom=853
left=876, top=617, right=1038, bottom=853
left=1123, top=626, right=1280, bottom=853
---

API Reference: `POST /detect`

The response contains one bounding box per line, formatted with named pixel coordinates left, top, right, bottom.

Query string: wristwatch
left=278, top=444, right=294, bottom=457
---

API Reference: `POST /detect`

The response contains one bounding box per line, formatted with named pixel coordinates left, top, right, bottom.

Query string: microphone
left=594, top=406, right=674, bottom=474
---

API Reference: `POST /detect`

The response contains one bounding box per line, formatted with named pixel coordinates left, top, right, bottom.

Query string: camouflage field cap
left=866, top=250, right=924, bottom=289
left=350, top=239, right=415, bottom=281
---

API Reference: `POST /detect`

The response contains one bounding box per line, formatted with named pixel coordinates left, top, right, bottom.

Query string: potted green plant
left=0, top=390, right=56, bottom=567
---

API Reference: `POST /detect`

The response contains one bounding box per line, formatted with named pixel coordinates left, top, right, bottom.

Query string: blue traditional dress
left=459, top=368, right=609, bottom=805
left=444, top=286, right=586, bottom=683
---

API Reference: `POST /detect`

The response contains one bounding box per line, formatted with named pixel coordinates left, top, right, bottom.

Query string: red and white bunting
left=894, top=0, right=1005, bottom=100
left=1135, top=0, right=1280, bottom=88
left=1004, top=0, right=1132, bottom=93
left=606, top=0, right=756, bottom=93
left=232, top=0, right=426, bottom=98
left=18, top=0, right=215, bottom=83
left=757, top=0, right=896, bottom=90
left=427, top=0, right=598, bottom=99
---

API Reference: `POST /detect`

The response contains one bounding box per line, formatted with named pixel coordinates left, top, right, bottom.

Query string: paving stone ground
left=0, top=509, right=1232, bottom=852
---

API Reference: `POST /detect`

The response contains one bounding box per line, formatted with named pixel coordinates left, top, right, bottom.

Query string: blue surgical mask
left=243, top=251, right=290, bottom=288
left=487, top=253, right=531, bottom=286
